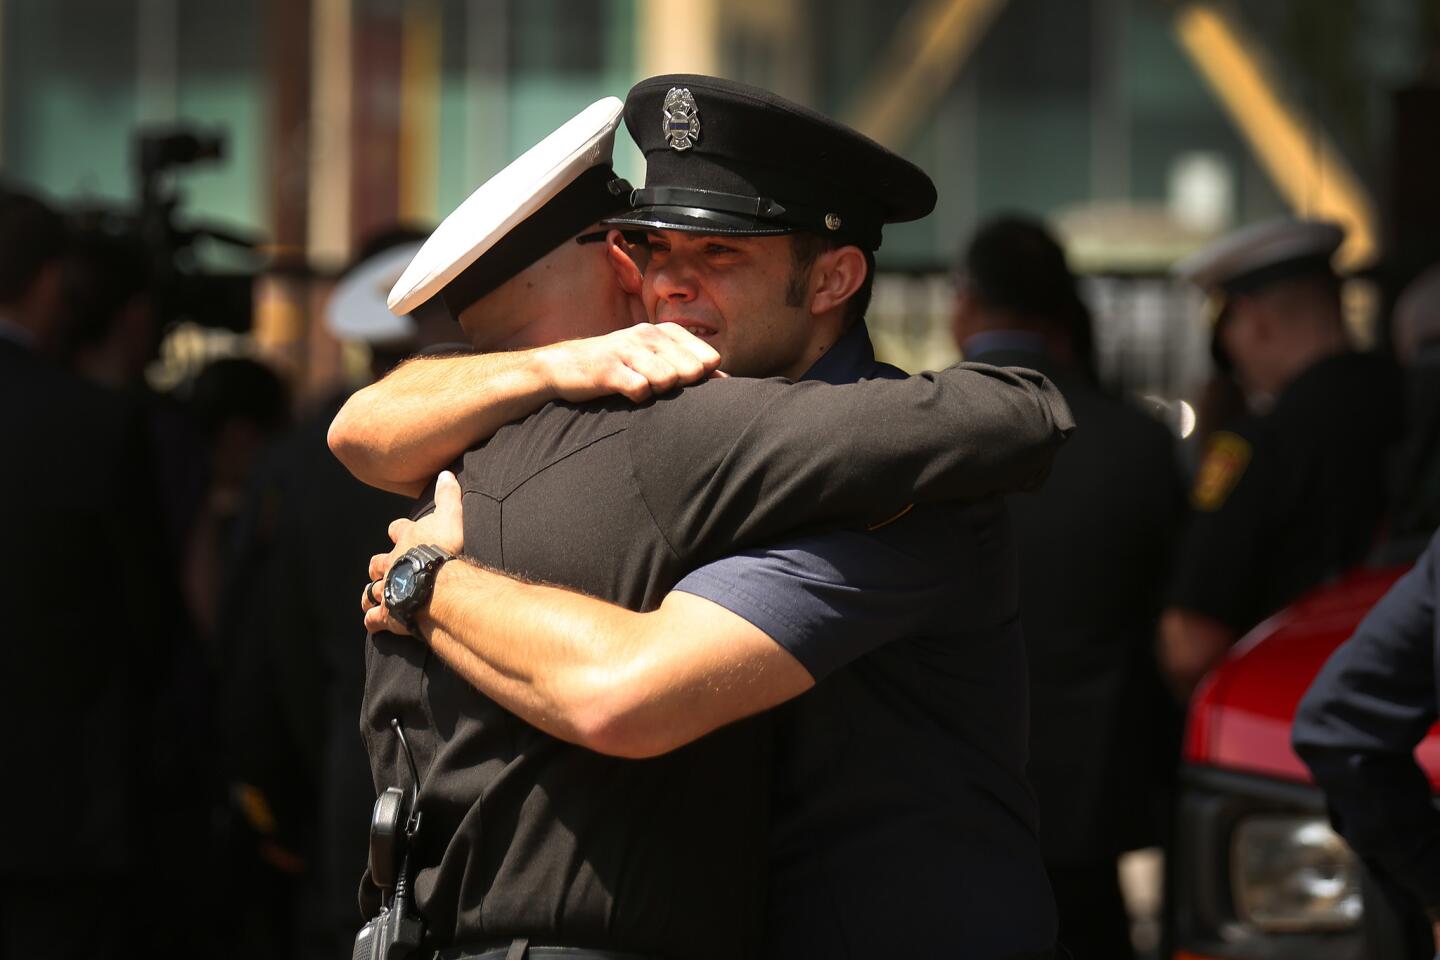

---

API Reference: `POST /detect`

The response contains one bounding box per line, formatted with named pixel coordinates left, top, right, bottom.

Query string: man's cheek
left=640, top=288, right=661, bottom=322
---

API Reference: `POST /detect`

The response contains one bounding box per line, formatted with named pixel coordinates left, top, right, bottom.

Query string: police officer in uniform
left=354, top=78, right=1066, bottom=959
left=1161, top=218, right=1404, bottom=698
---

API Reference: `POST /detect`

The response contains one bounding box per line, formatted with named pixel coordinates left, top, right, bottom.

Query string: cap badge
left=662, top=87, right=701, bottom=151
left=824, top=213, right=843, bottom=231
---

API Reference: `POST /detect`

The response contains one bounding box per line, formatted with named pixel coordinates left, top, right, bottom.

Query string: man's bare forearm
left=415, top=560, right=806, bottom=759
left=1158, top=607, right=1237, bottom=701
left=329, top=351, right=554, bottom=497
left=330, top=324, right=722, bottom=497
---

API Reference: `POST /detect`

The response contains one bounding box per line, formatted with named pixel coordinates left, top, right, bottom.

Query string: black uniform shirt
left=361, top=326, right=1073, bottom=957
left=675, top=334, right=1059, bottom=958
left=1170, top=352, right=1404, bottom=634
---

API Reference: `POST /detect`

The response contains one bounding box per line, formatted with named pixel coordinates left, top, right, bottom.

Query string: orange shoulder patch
left=1191, top=430, right=1251, bottom=511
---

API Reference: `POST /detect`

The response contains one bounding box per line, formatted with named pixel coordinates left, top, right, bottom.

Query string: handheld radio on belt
left=354, top=719, right=426, bottom=960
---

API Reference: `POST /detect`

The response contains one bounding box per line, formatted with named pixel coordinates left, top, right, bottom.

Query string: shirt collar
left=800, top=322, right=879, bottom=385
left=961, top=329, right=1049, bottom=360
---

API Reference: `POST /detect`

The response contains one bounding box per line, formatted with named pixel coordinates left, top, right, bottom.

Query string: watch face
left=388, top=557, right=419, bottom=603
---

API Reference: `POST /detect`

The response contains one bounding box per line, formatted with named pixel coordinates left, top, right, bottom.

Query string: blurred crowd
left=3, top=170, right=1440, bottom=960
left=0, top=183, right=448, bottom=958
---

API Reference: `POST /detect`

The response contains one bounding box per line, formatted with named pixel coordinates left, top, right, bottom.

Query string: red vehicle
left=1169, top=563, right=1440, bottom=960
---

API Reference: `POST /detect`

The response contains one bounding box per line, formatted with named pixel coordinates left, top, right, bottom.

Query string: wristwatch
left=384, top=544, right=454, bottom=633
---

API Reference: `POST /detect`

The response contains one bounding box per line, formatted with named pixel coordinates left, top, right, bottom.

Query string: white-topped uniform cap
left=389, top=97, right=629, bottom=320
left=327, top=241, right=425, bottom=345
left=1174, top=217, right=1345, bottom=293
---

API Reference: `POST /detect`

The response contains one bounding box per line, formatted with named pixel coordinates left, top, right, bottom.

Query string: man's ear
left=22, top=260, right=65, bottom=344
left=605, top=229, right=646, bottom=295
left=809, top=245, right=868, bottom=316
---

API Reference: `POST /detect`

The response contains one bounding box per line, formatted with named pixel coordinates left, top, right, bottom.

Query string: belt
left=438, top=938, right=1057, bottom=960
left=435, top=939, right=659, bottom=960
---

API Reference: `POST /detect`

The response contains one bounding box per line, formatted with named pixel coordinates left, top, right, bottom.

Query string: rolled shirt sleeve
left=674, top=505, right=971, bottom=681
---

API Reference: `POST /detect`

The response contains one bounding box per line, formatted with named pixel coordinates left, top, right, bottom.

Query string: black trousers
left=1361, top=866, right=1433, bottom=960
left=1045, top=859, right=1135, bottom=960
left=0, top=879, right=132, bottom=960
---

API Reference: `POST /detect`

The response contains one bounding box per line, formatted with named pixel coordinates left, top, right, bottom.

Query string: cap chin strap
left=631, top=186, right=789, bottom=220
left=628, top=186, right=878, bottom=249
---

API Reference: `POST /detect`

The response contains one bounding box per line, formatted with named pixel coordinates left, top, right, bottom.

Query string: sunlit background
left=5, top=0, right=1438, bottom=440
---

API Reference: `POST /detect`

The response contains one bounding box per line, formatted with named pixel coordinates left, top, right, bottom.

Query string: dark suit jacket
left=0, top=337, right=168, bottom=879
left=362, top=347, right=1073, bottom=957
left=973, top=345, right=1183, bottom=861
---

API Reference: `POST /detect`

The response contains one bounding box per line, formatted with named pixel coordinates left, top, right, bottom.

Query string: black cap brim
left=603, top=205, right=793, bottom=237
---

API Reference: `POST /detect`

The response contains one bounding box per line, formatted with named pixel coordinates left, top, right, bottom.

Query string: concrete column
left=308, top=0, right=353, bottom=271
left=637, top=0, right=720, bottom=78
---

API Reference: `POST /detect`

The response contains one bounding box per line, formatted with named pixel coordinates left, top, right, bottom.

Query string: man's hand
left=361, top=469, right=465, bottom=635
left=532, top=322, right=724, bottom=404
left=1159, top=607, right=1237, bottom=702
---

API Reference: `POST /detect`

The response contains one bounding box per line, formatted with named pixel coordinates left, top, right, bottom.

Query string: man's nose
left=649, top=256, right=697, bottom=302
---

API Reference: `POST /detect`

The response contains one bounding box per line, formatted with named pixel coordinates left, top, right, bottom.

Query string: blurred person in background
left=1189, top=335, right=1250, bottom=463
left=57, top=224, right=207, bottom=562
left=0, top=183, right=68, bottom=356
left=0, top=186, right=182, bottom=956
left=219, top=227, right=459, bottom=960
left=1293, top=525, right=1440, bottom=960
left=186, top=353, right=290, bottom=650
left=1161, top=219, right=1404, bottom=700
left=953, top=214, right=1184, bottom=960
left=55, top=219, right=223, bottom=957
left=60, top=226, right=161, bottom=390
left=1290, top=266, right=1440, bottom=960
left=1386, top=263, right=1440, bottom=552
left=170, top=353, right=290, bottom=957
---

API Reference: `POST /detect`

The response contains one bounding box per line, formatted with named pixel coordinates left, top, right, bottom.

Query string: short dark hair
left=0, top=186, right=68, bottom=305
left=959, top=213, right=1093, bottom=369
left=785, top=232, right=875, bottom=328
left=189, top=356, right=290, bottom=439
left=59, top=227, right=152, bottom=356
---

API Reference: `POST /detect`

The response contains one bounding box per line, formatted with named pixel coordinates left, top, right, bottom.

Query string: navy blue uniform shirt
left=678, top=326, right=1058, bottom=959
left=1294, top=529, right=1440, bottom=919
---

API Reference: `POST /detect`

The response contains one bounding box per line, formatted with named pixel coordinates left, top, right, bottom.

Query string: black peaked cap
left=605, top=74, right=936, bottom=251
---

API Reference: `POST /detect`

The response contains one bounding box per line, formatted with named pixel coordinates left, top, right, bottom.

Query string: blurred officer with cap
left=1161, top=217, right=1404, bottom=698
left=345, top=79, right=1069, bottom=960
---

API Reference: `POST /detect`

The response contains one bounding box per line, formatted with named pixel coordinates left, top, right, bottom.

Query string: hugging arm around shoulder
left=631, top=361, right=1073, bottom=562
left=415, top=361, right=1070, bottom=756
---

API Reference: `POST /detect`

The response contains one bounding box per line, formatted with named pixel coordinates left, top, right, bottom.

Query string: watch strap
left=387, top=544, right=455, bottom=632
